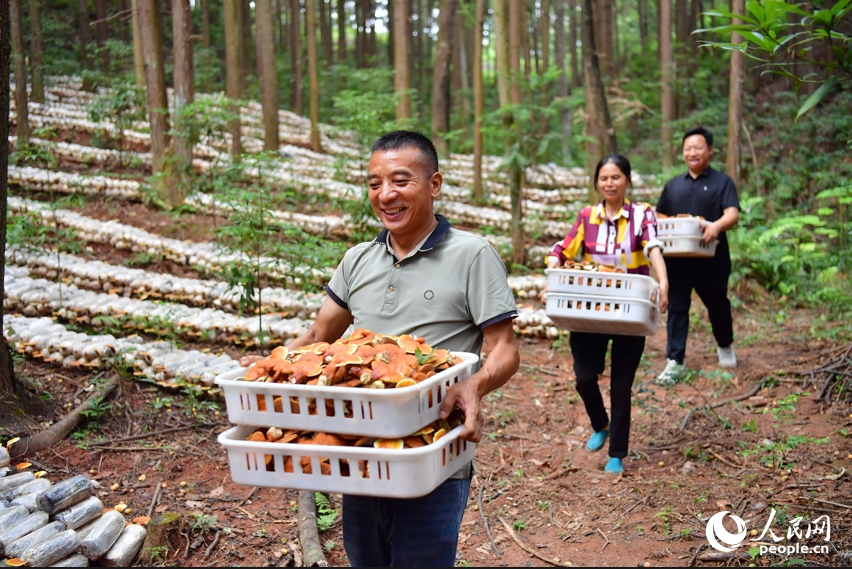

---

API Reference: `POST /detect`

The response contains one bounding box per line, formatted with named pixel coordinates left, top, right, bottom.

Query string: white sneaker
left=717, top=344, right=737, bottom=367
left=656, top=358, right=683, bottom=386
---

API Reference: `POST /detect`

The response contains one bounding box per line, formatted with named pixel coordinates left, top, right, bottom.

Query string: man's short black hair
left=682, top=126, right=713, bottom=147
left=371, top=131, right=439, bottom=176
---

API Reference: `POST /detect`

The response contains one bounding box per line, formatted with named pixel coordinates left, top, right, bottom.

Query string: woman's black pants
left=569, top=331, right=645, bottom=459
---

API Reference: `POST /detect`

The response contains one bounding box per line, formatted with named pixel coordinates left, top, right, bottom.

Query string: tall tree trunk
left=10, top=0, right=27, bottom=146
left=79, top=0, right=93, bottom=91
left=507, top=0, right=525, bottom=265
left=0, top=0, right=20, bottom=401
left=540, top=0, right=550, bottom=117
left=367, top=0, right=376, bottom=64
left=290, top=0, right=303, bottom=114
left=493, top=0, right=510, bottom=109
left=569, top=0, right=579, bottom=88
left=241, top=0, right=254, bottom=83
left=118, top=0, right=128, bottom=41
left=555, top=0, right=572, bottom=162
left=520, top=2, right=531, bottom=82
left=321, top=0, right=334, bottom=65
left=354, top=0, right=364, bottom=66
left=28, top=0, right=44, bottom=104
left=638, top=0, right=648, bottom=54
left=601, top=0, right=614, bottom=77
left=172, top=0, right=193, bottom=206
left=430, top=0, right=457, bottom=156
left=674, top=0, right=687, bottom=114
left=393, top=0, right=410, bottom=120
left=387, top=0, right=394, bottom=66
left=473, top=0, right=485, bottom=199
left=256, top=0, right=280, bottom=151
left=451, top=7, right=463, bottom=116
left=306, top=0, right=322, bottom=151
left=224, top=0, right=242, bottom=155
left=138, top=0, right=172, bottom=197
left=726, top=0, right=743, bottom=187
left=337, top=0, right=346, bottom=61
left=132, top=0, right=145, bottom=87
left=95, top=0, right=109, bottom=72
left=582, top=0, right=617, bottom=202
left=201, top=0, right=211, bottom=48
left=660, top=0, right=674, bottom=169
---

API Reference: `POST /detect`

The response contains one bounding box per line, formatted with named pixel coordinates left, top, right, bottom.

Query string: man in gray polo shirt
left=273, top=131, right=520, bottom=566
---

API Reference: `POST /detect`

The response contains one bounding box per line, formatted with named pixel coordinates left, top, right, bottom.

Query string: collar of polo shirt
left=373, top=215, right=452, bottom=262
left=595, top=197, right=632, bottom=222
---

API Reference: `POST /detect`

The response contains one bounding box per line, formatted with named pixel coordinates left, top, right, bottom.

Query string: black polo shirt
left=656, top=166, right=740, bottom=258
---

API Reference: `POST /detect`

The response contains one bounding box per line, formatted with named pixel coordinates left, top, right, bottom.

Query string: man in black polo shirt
left=656, top=126, right=740, bottom=383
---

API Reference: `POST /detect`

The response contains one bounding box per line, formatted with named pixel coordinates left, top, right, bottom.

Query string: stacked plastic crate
left=656, top=217, right=718, bottom=258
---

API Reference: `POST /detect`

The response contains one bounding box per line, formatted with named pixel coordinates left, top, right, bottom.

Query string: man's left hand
left=700, top=221, right=720, bottom=244
left=439, top=377, right=485, bottom=443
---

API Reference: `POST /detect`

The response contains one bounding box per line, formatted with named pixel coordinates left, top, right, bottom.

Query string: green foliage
left=314, top=492, right=339, bottom=533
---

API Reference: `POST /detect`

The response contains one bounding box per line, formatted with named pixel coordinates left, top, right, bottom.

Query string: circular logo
left=424, top=290, right=434, bottom=300
left=706, top=511, right=747, bottom=552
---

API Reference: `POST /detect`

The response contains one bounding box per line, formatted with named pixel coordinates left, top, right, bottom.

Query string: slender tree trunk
left=318, top=0, right=333, bottom=65
left=201, top=0, right=211, bottom=48
left=337, top=0, right=346, bottom=61
left=79, top=0, right=93, bottom=91
left=569, top=0, right=579, bottom=88
left=224, top=0, right=242, bottom=155
left=138, top=0, right=172, bottom=197
left=507, top=0, right=525, bottom=264
left=540, top=0, right=550, bottom=116
left=638, top=0, right=647, bottom=54
left=95, top=0, right=109, bottom=72
left=660, top=0, right=674, bottom=169
left=172, top=0, right=193, bottom=206
left=393, top=0, right=410, bottom=120
left=290, top=0, right=303, bottom=114
left=473, top=0, right=485, bottom=199
left=367, top=0, right=376, bottom=64
left=241, top=0, right=255, bottom=83
left=726, top=0, right=743, bottom=186
left=387, top=0, right=394, bottom=66
left=305, top=0, right=322, bottom=151
left=28, top=0, right=44, bottom=104
left=451, top=9, right=463, bottom=114
left=0, top=0, right=20, bottom=401
left=10, top=0, right=27, bottom=146
left=493, top=0, right=510, bottom=109
left=555, top=0, right=572, bottom=162
left=118, top=0, right=128, bottom=41
left=431, top=0, right=457, bottom=156
left=131, top=0, right=146, bottom=87
left=256, top=0, right=280, bottom=151
left=520, top=2, right=531, bottom=82
left=354, top=0, right=364, bottom=66
left=532, top=15, right=540, bottom=76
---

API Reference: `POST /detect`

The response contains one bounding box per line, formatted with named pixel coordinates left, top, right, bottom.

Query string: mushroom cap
left=374, top=438, right=404, bottom=450
left=270, top=346, right=289, bottom=360
left=395, top=378, right=417, bottom=388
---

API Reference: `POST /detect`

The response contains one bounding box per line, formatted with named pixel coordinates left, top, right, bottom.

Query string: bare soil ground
left=8, top=294, right=851, bottom=567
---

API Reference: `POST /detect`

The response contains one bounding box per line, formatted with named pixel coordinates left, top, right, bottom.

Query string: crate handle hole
left=343, top=399, right=354, bottom=419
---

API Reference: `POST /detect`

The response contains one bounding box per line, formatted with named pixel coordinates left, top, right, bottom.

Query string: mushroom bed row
left=4, top=314, right=240, bottom=386
left=0, top=471, right=147, bottom=567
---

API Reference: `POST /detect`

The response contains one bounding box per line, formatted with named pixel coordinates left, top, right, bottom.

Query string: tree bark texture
left=255, top=0, right=281, bottom=151
left=540, top=0, right=550, bottom=102
left=387, top=0, right=394, bottom=66
left=726, top=0, right=743, bottom=187
left=241, top=0, right=254, bottom=83
left=132, top=0, right=146, bottom=87
left=318, top=0, right=333, bottom=65
left=431, top=0, right=457, bottom=156
left=224, top=0, right=243, bottom=155
left=297, top=491, right=329, bottom=567
left=201, top=0, right=211, bottom=48
left=95, top=0, right=109, bottom=72
left=10, top=0, right=28, bottom=147
left=78, top=0, right=93, bottom=91
left=393, top=0, right=410, bottom=120
left=520, top=2, right=530, bottom=82
left=305, top=0, right=322, bottom=151
left=660, top=0, right=674, bottom=169
left=493, top=0, right=510, bottom=109
left=581, top=0, right=616, bottom=156
left=354, top=0, right=364, bottom=66
left=290, top=0, right=303, bottom=114
left=472, top=0, right=485, bottom=199
left=0, top=0, right=18, bottom=401
left=337, top=0, right=346, bottom=61
left=569, top=0, right=579, bottom=88
left=172, top=0, right=193, bottom=206
left=138, top=0, right=172, bottom=186
left=507, top=0, right=525, bottom=265
left=600, top=0, right=613, bottom=77
left=28, top=0, right=44, bottom=103
left=555, top=0, right=573, bottom=161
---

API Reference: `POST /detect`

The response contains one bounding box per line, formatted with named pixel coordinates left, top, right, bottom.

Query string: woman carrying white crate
left=545, top=155, right=669, bottom=475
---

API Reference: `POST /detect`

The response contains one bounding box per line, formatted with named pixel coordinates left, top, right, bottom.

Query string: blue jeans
left=342, top=475, right=472, bottom=567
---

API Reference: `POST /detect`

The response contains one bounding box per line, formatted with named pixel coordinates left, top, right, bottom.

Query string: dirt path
left=6, top=300, right=851, bottom=567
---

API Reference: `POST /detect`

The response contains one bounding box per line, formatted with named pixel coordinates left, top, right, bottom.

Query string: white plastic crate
left=660, top=236, right=718, bottom=258
left=656, top=217, right=709, bottom=237
left=545, top=292, right=659, bottom=336
left=545, top=269, right=657, bottom=301
left=218, top=424, right=476, bottom=498
left=215, top=352, right=479, bottom=437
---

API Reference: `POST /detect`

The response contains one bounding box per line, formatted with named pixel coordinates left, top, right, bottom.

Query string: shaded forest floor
left=8, top=292, right=852, bottom=567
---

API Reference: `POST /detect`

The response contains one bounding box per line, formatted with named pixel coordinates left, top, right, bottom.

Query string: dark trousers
left=570, top=331, right=645, bottom=459
left=665, top=255, right=734, bottom=364
left=342, top=475, right=471, bottom=567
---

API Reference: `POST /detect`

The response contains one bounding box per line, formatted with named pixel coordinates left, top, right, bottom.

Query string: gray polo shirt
left=326, top=215, right=518, bottom=480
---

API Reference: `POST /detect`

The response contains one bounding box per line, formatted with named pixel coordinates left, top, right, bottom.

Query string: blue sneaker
left=586, top=429, right=609, bottom=452
left=605, top=457, right=624, bottom=474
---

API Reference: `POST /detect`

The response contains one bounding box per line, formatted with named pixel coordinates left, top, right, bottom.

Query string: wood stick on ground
left=298, top=490, right=329, bottom=567
left=681, top=383, right=763, bottom=431
left=239, top=486, right=258, bottom=507
left=498, top=517, right=571, bottom=567
left=800, top=497, right=852, bottom=510
left=596, top=528, right=610, bottom=551
left=9, top=374, right=119, bottom=459
left=147, top=481, right=162, bottom=518
left=477, top=474, right=501, bottom=557
left=204, top=531, right=220, bottom=559
left=709, top=450, right=742, bottom=470
left=542, top=465, right=580, bottom=481
left=688, top=543, right=707, bottom=567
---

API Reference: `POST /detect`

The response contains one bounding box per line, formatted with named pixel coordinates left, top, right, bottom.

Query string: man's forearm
left=713, top=207, right=739, bottom=233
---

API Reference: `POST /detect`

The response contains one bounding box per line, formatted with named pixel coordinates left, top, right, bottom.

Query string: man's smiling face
left=682, top=134, right=712, bottom=174
left=367, top=146, right=442, bottom=245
